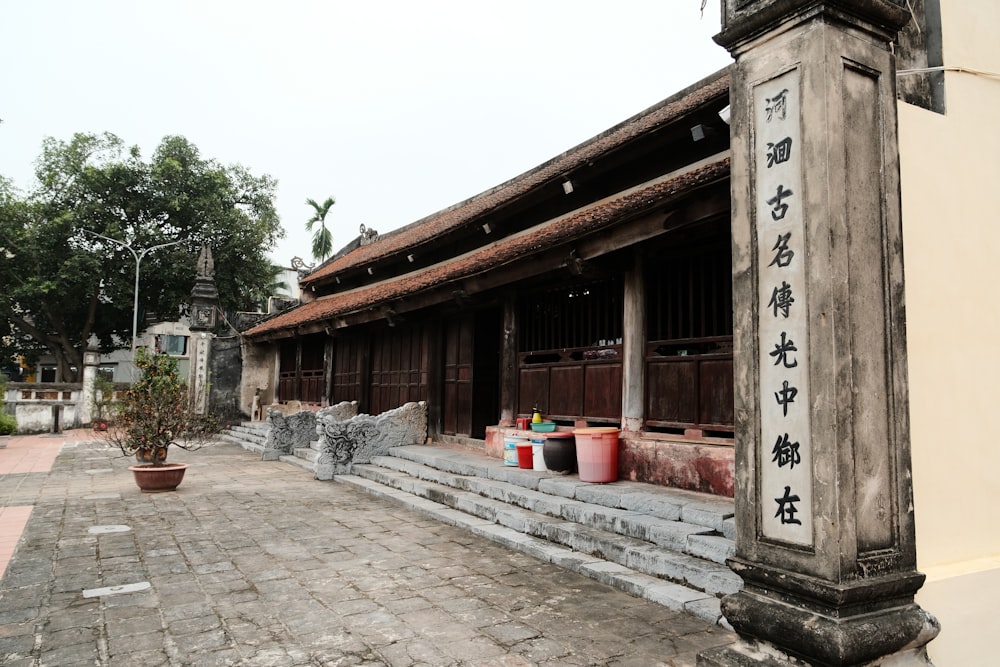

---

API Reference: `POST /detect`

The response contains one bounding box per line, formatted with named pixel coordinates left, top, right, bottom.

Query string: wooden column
left=498, top=293, right=518, bottom=427
left=621, top=248, right=645, bottom=433
left=323, top=335, right=335, bottom=407
left=700, top=1, right=938, bottom=665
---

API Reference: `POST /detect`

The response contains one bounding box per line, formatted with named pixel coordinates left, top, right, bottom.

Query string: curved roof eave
left=298, top=68, right=731, bottom=288
left=245, top=153, right=730, bottom=341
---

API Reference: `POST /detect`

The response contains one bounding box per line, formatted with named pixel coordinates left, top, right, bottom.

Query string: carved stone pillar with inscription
left=700, top=1, right=938, bottom=665
left=189, top=245, right=220, bottom=415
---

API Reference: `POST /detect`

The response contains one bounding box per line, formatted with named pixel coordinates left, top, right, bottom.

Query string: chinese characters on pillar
left=755, top=71, right=813, bottom=546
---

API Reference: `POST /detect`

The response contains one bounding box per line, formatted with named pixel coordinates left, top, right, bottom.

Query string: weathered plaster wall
left=900, top=2, right=1000, bottom=662
left=209, top=336, right=244, bottom=422
left=240, top=340, right=276, bottom=420
left=10, top=402, right=80, bottom=433
left=619, top=438, right=733, bottom=497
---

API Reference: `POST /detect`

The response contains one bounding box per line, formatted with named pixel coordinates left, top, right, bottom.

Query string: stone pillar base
left=699, top=586, right=939, bottom=666
left=700, top=638, right=935, bottom=667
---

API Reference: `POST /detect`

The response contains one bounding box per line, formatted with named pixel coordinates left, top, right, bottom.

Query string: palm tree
left=305, top=196, right=335, bottom=262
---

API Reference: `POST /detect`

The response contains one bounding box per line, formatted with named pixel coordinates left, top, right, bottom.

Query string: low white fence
left=4, top=383, right=83, bottom=433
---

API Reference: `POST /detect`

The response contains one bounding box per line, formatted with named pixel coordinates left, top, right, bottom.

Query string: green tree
left=305, top=196, right=335, bottom=262
left=0, top=132, right=284, bottom=381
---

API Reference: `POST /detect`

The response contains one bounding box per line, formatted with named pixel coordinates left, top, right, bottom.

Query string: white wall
left=900, top=2, right=1000, bottom=663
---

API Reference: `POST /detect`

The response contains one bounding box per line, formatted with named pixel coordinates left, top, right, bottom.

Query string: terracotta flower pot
left=128, top=463, right=189, bottom=493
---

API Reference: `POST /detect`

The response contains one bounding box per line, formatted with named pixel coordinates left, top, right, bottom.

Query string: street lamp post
left=83, top=231, right=183, bottom=356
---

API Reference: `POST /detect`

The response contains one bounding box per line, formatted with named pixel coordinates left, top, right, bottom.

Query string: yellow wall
left=900, top=1, right=1000, bottom=663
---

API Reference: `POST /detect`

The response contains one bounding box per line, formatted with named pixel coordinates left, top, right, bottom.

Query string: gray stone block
left=486, top=466, right=541, bottom=490
left=536, top=477, right=586, bottom=499
left=617, top=492, right=683, bottom=521
left=292, top=447, right=319, bottom=463
left=703, top=568, right=742, bottom=597
left=683, top=596, right=723, bottom=624
left=647, top=521, right=714, bottom=551
left=679, top=500, right=735, bottom=532
left=578, top=560, right=635, bottom=588
left=559, top=502, right=627, bottom=533
left=644, top=579, right=713, bottom=612
left=549, top=549, right=603, bottom=575
left=686, top=534, right=735, bottom=565
left=573, top=484, right=632, bottom=508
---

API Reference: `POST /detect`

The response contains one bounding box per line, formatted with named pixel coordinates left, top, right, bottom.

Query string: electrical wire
left=897, top=65, right=1000, bottom=81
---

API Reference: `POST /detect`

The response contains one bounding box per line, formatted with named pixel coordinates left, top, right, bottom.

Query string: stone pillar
left=189, top=244, right=220, bottom=416
left=189, top=332, right=212, bottom=415
left=700, top=2, right=938, bottom=665
left=621, top=248, right=645, bottom=433
left=79, top=345, right=100, bottom=426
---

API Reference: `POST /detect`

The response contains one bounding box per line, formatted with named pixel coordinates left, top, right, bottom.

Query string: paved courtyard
left=0, top=431, right=734, bottom=666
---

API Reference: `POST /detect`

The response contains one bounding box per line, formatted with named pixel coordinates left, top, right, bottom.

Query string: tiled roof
left=300, top=69, right=731, bottom=287
left=245, top=154, right=730, bottom=339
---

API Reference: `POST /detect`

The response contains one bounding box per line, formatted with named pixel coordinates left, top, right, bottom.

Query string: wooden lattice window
left=645, top=236, right=734, bottom=435
left=518, top=276, right=623, bottom=353
left=517, top=276, right=624, bottom=423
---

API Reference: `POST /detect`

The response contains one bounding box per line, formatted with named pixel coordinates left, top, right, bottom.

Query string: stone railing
left=4, top=382, right=83, bottom=433
left=314, top=401, right=428, bottom=480
left=262, top=401, right=358, bottom=461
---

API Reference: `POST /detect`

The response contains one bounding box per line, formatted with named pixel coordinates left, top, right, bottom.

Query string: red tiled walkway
left=0, top=506, right=32, bottom=576
left=0, top=432, right=66, bottom=475
left=0, top=430, right=88, bottom=578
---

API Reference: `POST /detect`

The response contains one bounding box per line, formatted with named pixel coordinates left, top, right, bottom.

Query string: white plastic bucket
left=531, top=437, right=547, bottom=471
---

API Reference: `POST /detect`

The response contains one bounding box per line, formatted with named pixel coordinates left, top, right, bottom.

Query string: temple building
left=240, top=2, right=997, bottom=663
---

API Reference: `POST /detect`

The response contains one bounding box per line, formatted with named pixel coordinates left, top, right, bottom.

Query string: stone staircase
left=219, top=422, right=268, bottom=454
left=220, top=421, right=321, bottom=472
left=220, top=423, right=740, bottom=626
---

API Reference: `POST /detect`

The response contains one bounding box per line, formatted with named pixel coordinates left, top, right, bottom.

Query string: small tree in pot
left=107, top=348, right=218, bottom=491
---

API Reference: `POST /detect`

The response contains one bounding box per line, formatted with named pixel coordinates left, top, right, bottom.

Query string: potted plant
left=106, top=348, right=218, bottom=492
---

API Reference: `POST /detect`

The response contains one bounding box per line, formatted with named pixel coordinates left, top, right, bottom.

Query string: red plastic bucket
left=516, top=442, right=534, bottom=469
left=573, top=427, right=620, bottom=483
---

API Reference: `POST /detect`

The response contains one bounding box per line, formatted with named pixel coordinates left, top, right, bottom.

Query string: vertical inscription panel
left=754, top=68, right=813, bottom=547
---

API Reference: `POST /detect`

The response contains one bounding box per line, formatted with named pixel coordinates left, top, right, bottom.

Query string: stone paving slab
left=0, top=437, right=734, bottom=666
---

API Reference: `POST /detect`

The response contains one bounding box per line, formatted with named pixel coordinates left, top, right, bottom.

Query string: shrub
left=0, top=379, right=15, bottom=435
left=106, top=348, right=218, bottom=464
left=0, top=413, right=16, bottom=435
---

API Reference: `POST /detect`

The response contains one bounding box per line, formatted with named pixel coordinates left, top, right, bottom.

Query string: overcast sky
left=0, top=1, right=732, bottom=267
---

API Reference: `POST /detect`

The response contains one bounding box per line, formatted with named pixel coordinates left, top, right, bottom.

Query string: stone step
left=225, top=424, right=268, bottom=444
left=368, top=454, right=735, bottom=565
left=347, top=464, right=740, bottom=599
left=338, top=473, right=728, bottom=624
left=218, top=432, right=264, bottom=454
left=388, top=445, right=736, bottom=540
left=236, top=420, right=268, bottom=431
left=323, top=443, right=740, bottom=626
left=279, top=453, right=315, bottom=473
left=293, top=447, right=320, bottom=464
